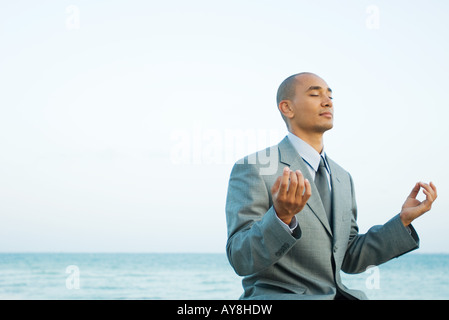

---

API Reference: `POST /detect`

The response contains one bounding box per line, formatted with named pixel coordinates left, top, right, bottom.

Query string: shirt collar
left=287, top=132, right=330, bottom=174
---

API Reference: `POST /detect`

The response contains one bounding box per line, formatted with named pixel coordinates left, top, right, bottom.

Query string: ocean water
left=0, top=253, right=448, bottom=300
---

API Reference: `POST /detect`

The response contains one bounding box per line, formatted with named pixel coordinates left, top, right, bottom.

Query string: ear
left=278, top=100, right=294, bottom=120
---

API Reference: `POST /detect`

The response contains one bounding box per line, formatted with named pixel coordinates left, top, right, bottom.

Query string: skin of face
left=278, top=73, right=334, bottom=152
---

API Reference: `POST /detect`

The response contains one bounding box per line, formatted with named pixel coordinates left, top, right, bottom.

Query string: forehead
left=295, top=73, right=330, bottom=90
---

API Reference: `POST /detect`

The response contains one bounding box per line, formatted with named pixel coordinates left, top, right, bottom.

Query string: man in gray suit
left=225, top=72, right=438, bottom=299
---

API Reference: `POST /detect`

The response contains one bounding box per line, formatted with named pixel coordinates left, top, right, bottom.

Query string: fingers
left=271, top=176, right=281, bottom=195
left=405, top=181, right=438, bottom=214
left=289, top=169, right=298, bottom=195
left=293, top=170, right=304, bottom=198
left=419, top=181, right=438, bottom=203
left=277, top=167, right=290, bottom=196
left=284, top=169, right=306, bottom=199
left=430, top=181, right=438, bottom=198
left=271, top=167, right=310, bottom=203
left=292, top=170, right=311, bottom=200
left=408, top=182, right=420, bottom=199
left=303, top=178, right=312, bottom=201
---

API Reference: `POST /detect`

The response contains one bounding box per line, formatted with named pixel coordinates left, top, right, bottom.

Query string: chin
left=316, top=123, right=333, bottom=133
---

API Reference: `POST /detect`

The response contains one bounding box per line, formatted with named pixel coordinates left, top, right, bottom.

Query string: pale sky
left=1, top=0, right=448, bottom=253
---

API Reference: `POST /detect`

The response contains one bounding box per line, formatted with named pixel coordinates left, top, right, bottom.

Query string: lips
left=320, top=112, right=333, bottom=118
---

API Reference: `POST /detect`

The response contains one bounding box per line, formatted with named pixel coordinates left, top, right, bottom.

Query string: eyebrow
left=306, top=86, right=332, bottom=93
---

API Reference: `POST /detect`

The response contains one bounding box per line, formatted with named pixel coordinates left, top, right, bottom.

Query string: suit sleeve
left=225, top=160, right=301, bottom=276
left=341, top=174, right=420, bottom=274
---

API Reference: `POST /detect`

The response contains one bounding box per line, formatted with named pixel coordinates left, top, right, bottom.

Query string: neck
left=289, top=128, right=324, bottom=154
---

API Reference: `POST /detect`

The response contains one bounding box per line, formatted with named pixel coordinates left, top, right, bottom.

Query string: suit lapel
left=327, top=156, right=351, bottom=244
left=278, top=137, right=333, bottom=236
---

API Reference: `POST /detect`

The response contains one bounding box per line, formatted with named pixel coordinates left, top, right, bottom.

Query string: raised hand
left=271, top=167, right=312, bottom=225
left=400, top=182, right=437, bottom=227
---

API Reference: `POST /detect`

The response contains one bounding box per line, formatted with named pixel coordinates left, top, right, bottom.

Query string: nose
left=322, top=96, right=333, bottom=108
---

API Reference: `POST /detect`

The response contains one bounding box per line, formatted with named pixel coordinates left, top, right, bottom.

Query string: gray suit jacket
left=225, top=136, right=419, bottom=300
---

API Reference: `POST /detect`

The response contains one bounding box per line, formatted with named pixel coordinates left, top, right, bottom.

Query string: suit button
left=333, top=246, right=338, bottom=253
left=275, top=243, right=290, bottom=257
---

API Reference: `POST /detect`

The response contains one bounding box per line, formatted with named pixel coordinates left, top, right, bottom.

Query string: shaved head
left=276, top=72, right=333, bottom=133
left=276, top=72, right=316, bottom=128
left=276, top=72, right=315, bottom=106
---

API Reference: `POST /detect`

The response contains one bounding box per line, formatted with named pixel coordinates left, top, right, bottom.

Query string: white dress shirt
left=275, top=132, right=331, bottom=233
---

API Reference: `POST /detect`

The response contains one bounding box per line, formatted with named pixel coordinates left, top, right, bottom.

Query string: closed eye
left=309, top=94, right=333, bottom=100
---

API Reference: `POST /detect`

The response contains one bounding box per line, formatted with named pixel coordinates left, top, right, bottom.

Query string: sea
left=0, top=253, right=448, bottom=300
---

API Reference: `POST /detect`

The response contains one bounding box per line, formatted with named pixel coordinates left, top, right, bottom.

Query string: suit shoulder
left=232, top=143, right=280, bottom=167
